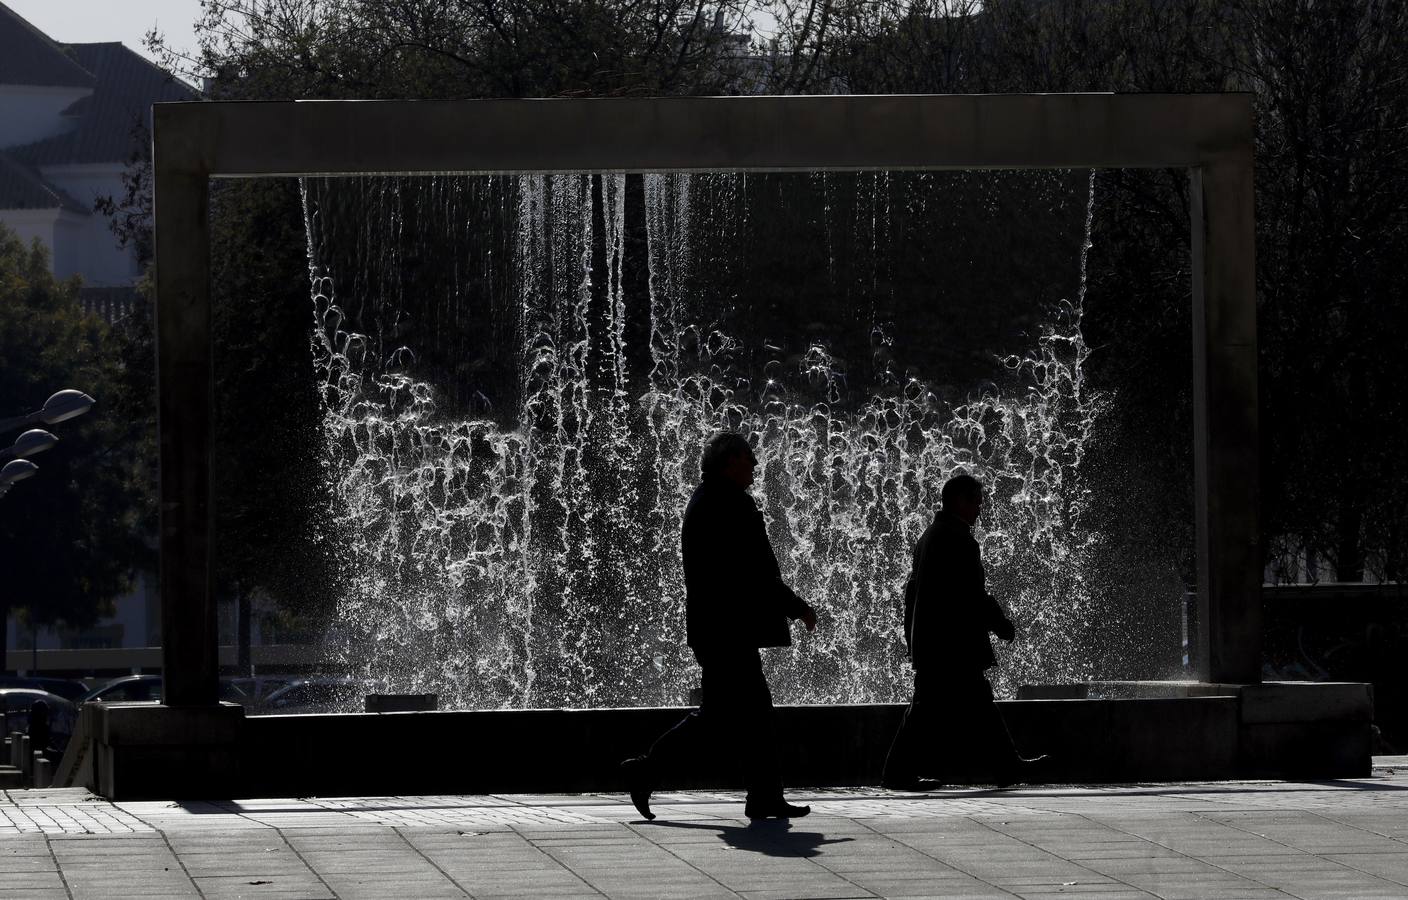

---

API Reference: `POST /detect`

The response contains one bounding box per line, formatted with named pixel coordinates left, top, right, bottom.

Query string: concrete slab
left=11, top=768, right=1408, bottom=897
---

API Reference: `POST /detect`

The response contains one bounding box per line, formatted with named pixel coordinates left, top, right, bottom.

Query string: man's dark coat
left=903, top=509, right=1013, bottom=672
left=683, top=475, right=809, bottom=650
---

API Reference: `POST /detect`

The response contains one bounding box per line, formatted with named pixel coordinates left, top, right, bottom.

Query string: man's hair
left=941, top=473, right=983, bottom=506
left=701, top=432, right=753, bottom=476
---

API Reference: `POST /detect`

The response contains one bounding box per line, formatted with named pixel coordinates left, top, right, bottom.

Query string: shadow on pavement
left=864, top=779, right=1408, bottom=800
left=644, top=819, right=854, bottom=857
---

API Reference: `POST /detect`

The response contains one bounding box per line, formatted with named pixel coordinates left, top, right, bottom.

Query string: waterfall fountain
left=84, top=95, right=1362, bottom=801
left=302, top=170, right=1109, bottom=711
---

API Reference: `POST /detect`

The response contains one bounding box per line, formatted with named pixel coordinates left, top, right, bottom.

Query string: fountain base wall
left=68, top=682, right=1371, bottom=800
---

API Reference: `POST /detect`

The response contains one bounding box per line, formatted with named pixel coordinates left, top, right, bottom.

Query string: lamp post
left=0, top=458, right=38, bottom=674
left=0, top=390, right=94, bottom=675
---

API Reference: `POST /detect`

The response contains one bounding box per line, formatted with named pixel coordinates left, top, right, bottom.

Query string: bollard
left=8, top=731, right=21, bottom=768
left=32, top=756, right=52, bottom=789
left=17, top=735, right=31, bottom=775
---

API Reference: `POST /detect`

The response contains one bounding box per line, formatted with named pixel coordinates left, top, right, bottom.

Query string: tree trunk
left=1336, top=503, right=1364, bottom=583
left=237, top=583, right=252, bottom=676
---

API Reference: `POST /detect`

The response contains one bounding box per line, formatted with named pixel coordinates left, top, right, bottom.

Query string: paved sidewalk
left=5, top=763, right=1408, bottom=899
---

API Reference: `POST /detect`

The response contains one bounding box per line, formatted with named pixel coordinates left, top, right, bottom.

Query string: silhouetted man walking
left=882, top=473, right=1044, bottom=790
left=622, top=432, right=819, bottom=820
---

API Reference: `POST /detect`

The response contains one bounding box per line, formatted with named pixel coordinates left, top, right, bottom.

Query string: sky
left=6, top=0, right=199, bottom=64
left=11, top=1, right=787, bottom=73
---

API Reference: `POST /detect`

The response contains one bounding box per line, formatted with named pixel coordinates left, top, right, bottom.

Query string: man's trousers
left=883, top=666, right=1021, bottom=785
left=644, top=648, right=785, bottom=803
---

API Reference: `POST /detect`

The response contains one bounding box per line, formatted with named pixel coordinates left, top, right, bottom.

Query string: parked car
left=222, top=676, right=294, bottom=706
left=0, top=688, right=77, bottom=754
left=81, top=674, right=162, bottom=704
left=0, top=676, right=90, bottom=703
left=256, top=677, right=375, bottom=715
left=81, top=675, right=248, bottom=704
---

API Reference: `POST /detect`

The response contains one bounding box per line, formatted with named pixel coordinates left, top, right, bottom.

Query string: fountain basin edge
left=64, top=682, right=1372, bottom=800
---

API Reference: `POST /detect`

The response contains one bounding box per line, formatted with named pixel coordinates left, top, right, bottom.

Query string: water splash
left=302, top=171, right=1104, bottom=709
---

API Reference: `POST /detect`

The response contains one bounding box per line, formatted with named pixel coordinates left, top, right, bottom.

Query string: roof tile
left=0, top=2, right=95, bottom=88
left=10, top=42, right=199, bottom=167
left=0, top=151, right=87, bottom=212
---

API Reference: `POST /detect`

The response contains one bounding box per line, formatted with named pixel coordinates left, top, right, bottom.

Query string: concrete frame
left=153, top=94, right=1258, bottom=706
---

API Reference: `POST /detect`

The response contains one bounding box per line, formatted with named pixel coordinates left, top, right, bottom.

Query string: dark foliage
left=0, top=231, right=153, bottom=645
left=112, top=0, right=1408, bottom=647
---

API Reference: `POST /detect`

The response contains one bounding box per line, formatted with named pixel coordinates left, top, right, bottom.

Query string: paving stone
left=194, top=873, right=336, bottom=898
left=735, top=890, right=874, bottom=899
left=13, top=773, right=1408, bottom=897
left=0, top=873, right=66, bottom=889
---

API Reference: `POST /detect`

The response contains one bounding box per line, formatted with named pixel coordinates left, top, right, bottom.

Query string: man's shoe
left=995, top=754, right=1051, bottom=789
left=744, top=799, right=811, bottom=820
left=619, top=756, right=656, bottom=821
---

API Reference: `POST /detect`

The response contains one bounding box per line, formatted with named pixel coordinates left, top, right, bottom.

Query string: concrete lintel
left=154, top=93, right=1253, bottom=178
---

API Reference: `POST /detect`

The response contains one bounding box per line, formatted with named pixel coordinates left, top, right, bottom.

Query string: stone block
left=365, top=694, right=438, bottom=712
left=80, top=680, right=1376, bottom=799
left=1238, top=721, right=1372, bottom=778
left=1017, top=684, right=1088, bottom=699
left=32, top=756, right=52, bottom=789
left=94, top=701, right=246, bottom=744
left=1000, top=697, right=1239, bottom=783
left=85, top=702, right=248, bottom=800
left=1239, top=682, right=1373, bottom=724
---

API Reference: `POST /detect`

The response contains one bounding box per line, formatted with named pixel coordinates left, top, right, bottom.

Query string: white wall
left=0, top=207, right=59, bottom=255
left=0, top=207, right=95, bottom=277
left=4, top=570, right=157, bottom=654
left=42, top=163, right=136, bottom=286
left=0, top=84, right=90, bottom=149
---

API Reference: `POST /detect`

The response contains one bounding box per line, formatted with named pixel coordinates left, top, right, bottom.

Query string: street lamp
left=0, top=429, right=59, bottom=463
left=0, top=389, right=95, bottom=435
left=0, top=389, right=92, bottom=501
left=0, top=458, right=38, bottom=500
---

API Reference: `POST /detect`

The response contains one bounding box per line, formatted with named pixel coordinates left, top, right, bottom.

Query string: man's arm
left=971, top=542, right=1016, bottom=641
left=985, top=594, right=1016, bottom=641
left=767, top=557, right=816, bottom=629
left=902, top=573, right=917, bottom=656
left=750, top=499, right=817, bottom=630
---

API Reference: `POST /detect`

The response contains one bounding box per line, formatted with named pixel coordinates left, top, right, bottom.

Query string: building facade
left=0, top=2, right=196, bottom=320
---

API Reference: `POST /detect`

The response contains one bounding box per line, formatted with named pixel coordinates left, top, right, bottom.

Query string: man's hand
left=994, top=617, right=1016, bottom=643
left=800, top=604, right=819, bottom=633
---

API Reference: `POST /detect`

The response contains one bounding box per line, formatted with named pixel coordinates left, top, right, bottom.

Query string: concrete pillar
left=154, top=152, right=218, bottom=707
left=1190, top=158, right=1260, bottom=684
